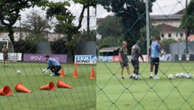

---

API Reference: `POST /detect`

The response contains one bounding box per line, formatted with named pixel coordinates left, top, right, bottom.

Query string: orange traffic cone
left=90, top=67, right=95, bottom=79
left=73, top=63, right=78, bottom=78
left=60, top=66, right=64, bottom=77
left=40, top=82, right=55, bottom=91
left=0, top=85, right=12, bottom=96
left=15, top=82, right=31, bottom=93
left=57, top=80, right=72, bottom=89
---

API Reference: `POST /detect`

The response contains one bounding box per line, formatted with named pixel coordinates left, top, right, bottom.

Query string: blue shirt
left=151, top=41, right=161, bottom=58
left=47, top=58, right=61, bottom=69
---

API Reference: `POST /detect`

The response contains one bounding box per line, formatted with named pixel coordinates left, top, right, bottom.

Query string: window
left=168, top=33, right=172, bottom=37
left=180, top=33, right=183, bottom=37
left=161, top=33, right=164, bottom=38
left=176, top=33, right=179, bottom=37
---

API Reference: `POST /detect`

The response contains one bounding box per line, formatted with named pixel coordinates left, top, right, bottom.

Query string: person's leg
left=150, top=63, right=154, bottom=78
left=154, top=58, right=160, bottom=75
left=126, top=65, right=130, bottom=77
left=121, top=66, right=124, bottom=80
left=53, top=66, right=61, bottom=76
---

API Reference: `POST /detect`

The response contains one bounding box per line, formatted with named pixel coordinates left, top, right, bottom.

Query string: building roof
left=99, top=46, right=120, bottom=53
left=175, top=9, right=185, bottom=15
left=188, top=35, right=194, bottom=41
left=151, top=8, right=185, bottom=21
left=151, top=14, right=182, bottom=21
left=156, top=24, right=184, bottom=32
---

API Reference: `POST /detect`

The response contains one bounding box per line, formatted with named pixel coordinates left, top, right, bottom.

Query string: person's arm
left=119, top=49, right=123, bottom=63
left=47, top=60, right=52, bottom=69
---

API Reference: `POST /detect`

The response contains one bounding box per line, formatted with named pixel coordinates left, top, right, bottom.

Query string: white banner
left=0, top=53, right=22, bottom=61
left=75, top=55, right=97, bottom=64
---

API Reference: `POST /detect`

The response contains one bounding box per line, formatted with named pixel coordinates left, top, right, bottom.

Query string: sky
left=16, top=0, right=190, bottom=30
left=97, top=0, right=190, bottom=18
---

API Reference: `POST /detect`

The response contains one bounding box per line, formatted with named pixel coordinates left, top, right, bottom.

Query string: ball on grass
left=17, top=70, right=22, bottom=75
left=168, top=74, right=174, bottom=80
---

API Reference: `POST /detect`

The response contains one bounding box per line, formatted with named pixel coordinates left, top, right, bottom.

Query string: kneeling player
left=131, top=41, right=144, bottom=80
left=44, top=55, right=61, bottom=76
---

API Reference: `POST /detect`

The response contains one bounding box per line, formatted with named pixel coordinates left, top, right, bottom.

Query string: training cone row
left=0, top=80, right=72, bottom=97
left=40, top=80, right=72, bottom=91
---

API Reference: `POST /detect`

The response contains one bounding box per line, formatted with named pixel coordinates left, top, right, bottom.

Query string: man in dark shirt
left=119, top=41, right=130, bottom=80
left=131, top=41, right=144, bottom=80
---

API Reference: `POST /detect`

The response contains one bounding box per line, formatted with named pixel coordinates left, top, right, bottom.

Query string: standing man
left=119, top=41, right=130, bottom=80
left=2, top=44, right=8, bottom=66
left=45, top=55, right=61, bottom=76
left=131, top=41, right=144, bottom=80
left=149, top=38, right=161, bottom=80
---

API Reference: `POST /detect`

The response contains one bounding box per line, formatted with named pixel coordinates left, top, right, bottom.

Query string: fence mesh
left=97, top=0, right=194, bottom=110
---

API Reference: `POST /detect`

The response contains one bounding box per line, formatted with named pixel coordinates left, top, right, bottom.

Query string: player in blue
left=149, top=38, right=161, bottom=80
left=45, top=55, right=61, bottom=76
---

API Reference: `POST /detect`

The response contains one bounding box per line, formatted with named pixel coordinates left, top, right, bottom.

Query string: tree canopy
left=181, top=0, right=194, bottom=35
left=0, top=0, right=48, bottom=47
left=97, top=0, right=156, bottom=52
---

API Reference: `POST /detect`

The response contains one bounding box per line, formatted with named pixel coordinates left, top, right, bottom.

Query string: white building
left=0, top=28, right=66, bottom=42
left=151, top=9, right=186, bottom=41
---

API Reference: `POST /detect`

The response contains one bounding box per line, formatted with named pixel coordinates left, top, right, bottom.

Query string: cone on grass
left=73, top=63, right=78, bottom=78
left=90, top=67, right=95, bottom=79
left=57, top=80, right=72, bottom=89
left=40, top=82, right=55, bottom=91
left=15, top=82, right=31, bottom=93
left=0, top=85, right=12, bottom=96
left=60, top=66, right=64, bottom=77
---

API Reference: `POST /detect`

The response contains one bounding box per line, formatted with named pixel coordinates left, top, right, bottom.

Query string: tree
left=22, top=11, right=50, bottom=34
left=0, top=0, right=47, bottom=49
left=46, top=0, right=96, bottom=61
left=97, top=16, right=123, bottom=39
left=181, top=0, right=194, bottom=35
left=98, top=0, right=156, bottom=53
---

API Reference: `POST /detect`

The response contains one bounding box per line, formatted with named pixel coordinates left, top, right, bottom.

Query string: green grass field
left=0, top=63, right=95, bottom=110
left=97, top=62, right=194, bottom=110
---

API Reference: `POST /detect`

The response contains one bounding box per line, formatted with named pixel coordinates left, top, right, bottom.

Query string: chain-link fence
left=97, top=0, right=194, bottom=110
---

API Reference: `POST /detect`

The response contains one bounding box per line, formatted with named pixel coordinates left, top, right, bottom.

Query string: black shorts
left=151, top=58, right=160, bottom=65
left=121, top=60, right=129, bottom=67
left=3, top=54, right=8, bottom=60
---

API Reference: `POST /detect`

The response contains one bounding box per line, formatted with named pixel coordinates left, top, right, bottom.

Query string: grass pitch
left=0, top=63, right=95, bottom=110
left=97, top=62, right=194, bottom=110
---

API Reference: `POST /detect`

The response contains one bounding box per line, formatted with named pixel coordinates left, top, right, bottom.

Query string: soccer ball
left=168, top=74, right=174, bottom=80
left=17, top=70, right=22, bottom=75
left=185, top=73, right=192, bottom=79
left=176, top=73, right=180, bottom=78
left=180, top=73, right=184, bottom=78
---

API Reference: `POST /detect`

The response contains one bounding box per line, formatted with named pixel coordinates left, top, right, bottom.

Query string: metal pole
left=87, top=4, right=90, bottom=36
left=146, top=0, right=150, bottom=55
left=185, top=0, right=189, bottom=54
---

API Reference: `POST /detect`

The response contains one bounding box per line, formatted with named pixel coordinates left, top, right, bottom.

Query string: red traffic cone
left=0, top=85, right=12, bottom=96
left=73, top=63, right=78, bottom=78
left=60, top=66, right=64, bottom=77
left=15, top=82, right=31, bottom=93
left=57, top=80, right=72, bottom=89
left=40, top=82, right=55, bottom=91
left=90, top=67, right=95, bottom=79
